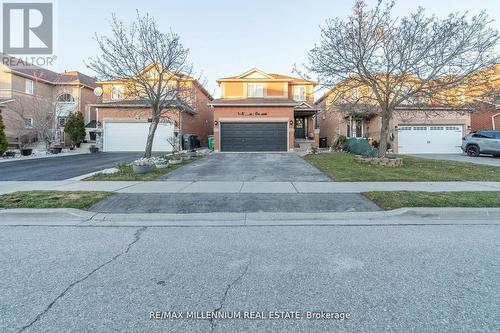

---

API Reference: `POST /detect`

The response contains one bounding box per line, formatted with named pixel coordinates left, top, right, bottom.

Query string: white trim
left=25, top=79, right=34, bottom=94
left=110, top=85, right=124, bottom=100
left=218, top=118, right=290, bottom=152
left=293, top=85, right=306, bottom=102
left=236, top=68, right=274, bottom=79
left=246, top=82, right=265, bottom=98
left=218, top=117, right=289, bottom=122
left=492, top=112, right=500, bottom=130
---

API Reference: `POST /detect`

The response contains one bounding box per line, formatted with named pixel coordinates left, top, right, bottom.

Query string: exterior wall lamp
left=289, top=120, right=294, bottom=126
left=214, top=120, right=218, bottom=127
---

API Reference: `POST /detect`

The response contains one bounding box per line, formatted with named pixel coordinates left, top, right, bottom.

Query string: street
left=0, top=153, right=143, bottom=181
left=1, top=220, right=498, bottom=333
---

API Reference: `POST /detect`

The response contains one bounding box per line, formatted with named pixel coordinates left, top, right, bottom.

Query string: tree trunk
left=144, top=117, right=160, bottom=158
left=378, top=112, right=391, bottom=158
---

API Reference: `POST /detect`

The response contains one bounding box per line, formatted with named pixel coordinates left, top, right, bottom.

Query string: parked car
left=462, top=130, right=500, bottom=157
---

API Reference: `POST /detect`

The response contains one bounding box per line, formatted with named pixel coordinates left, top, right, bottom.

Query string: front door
left=294, top=117, right=305, bottom=139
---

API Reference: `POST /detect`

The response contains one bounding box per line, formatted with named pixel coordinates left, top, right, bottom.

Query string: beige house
left=0, top=55, right=97, bottom=148
left=210, top=68, right=320, bottom=152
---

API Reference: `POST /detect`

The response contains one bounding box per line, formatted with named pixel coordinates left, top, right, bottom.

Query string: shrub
left=0, top=113, right=7, bottom=156
left=332, top=134, right=347, bottom=150
left=371, top=140, right=391, bottom=150
left=64, top=112, right=86, bottom=144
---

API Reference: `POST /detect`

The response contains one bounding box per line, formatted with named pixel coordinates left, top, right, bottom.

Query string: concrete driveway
left=0, top=152, right=143, bottom=180
left=160, top=153, right=331, bottom=182
left=410, top=153, right=500, bottom=167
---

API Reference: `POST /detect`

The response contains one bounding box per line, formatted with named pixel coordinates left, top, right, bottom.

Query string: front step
left=295, top=139, right=314, bottom=151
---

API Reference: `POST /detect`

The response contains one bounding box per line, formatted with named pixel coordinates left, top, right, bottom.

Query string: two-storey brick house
left=88, top=66, right=213, bottom=152
left=210, top=68, right=319, bottom=152
left=0, top=55, right=97, bottom=148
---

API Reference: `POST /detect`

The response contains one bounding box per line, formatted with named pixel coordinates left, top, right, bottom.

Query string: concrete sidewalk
left=2, top=180, right=500, bottom=194
left=1, top=207, right=499, bottom=226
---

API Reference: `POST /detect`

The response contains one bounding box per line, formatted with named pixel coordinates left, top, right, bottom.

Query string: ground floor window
left=58, top=117, right=67, bottom=127
left=347, top=118, right=363, bottom=138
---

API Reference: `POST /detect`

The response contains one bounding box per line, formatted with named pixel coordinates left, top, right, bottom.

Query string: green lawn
left=84, top=158, right=199, bottom=181
left=364, top=191, right=500, bottom=210
left=305, top=153, right=500, bottom=181
left=0, top=191, right=111, bottom=209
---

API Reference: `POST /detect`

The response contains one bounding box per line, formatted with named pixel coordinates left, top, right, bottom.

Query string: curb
left=66, top=168, right=119, bottom=181
left=0, top=208, right=499, bottom=226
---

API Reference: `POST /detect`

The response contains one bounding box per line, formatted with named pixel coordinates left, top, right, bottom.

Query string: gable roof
left=217, top=68, right=316, bottom=85
left=0, top=54, right=96, bottom=88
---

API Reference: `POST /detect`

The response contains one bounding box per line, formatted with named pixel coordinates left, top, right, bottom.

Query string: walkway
left=2, top=180, right=500, bottom=194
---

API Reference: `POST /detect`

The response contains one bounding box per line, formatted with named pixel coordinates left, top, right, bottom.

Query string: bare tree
left=8, top=94, right=54, bottom=150
left=87, top=12, right=194, bottom=158
left=305, top=0, right=499, bottom=157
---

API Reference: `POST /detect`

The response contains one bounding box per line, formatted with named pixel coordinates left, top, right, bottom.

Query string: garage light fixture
left=289, top=120, right=294, bottom=126
left=214, top=120, right=218, bottom=127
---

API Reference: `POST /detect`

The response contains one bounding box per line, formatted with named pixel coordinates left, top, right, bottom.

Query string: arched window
left=56, top=93, right=76, bottom=118
left=57, top=93, right=75, bottom=103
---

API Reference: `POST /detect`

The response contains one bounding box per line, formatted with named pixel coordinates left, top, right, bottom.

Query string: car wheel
left=466, top=145, right=480, bottom=157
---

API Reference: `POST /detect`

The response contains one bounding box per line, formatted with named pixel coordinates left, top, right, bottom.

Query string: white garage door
left=397, top=125, right=463, bottom=154
left=103, top=121, right=174, bottom=152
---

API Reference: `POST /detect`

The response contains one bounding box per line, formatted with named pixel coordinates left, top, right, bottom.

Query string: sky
left=47, top=0, right=500, bottom=97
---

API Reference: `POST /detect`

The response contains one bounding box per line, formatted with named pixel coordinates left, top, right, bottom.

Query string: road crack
left=17, top=227, right=147, bottom=333
left=209, top=260, right=251, bottom=333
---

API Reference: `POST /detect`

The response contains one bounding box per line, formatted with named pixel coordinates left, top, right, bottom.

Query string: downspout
left=179, top=108, right=183, bottom=151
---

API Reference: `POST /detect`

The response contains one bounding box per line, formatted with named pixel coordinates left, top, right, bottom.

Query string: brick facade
left=471, top=102, right=500, bottom=131
left=212, top=106, right=295, bottom=151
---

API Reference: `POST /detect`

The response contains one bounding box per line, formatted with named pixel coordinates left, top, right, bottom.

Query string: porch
left=294, top=107, right=320, bottom=151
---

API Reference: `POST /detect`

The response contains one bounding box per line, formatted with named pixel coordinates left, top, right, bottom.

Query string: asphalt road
left=1, top=223, right=498, bottom=333
left=0, top=153, right=143, bottom=180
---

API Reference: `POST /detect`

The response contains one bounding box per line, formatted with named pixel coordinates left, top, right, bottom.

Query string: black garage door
left=220, top=122, right=288, bottom=152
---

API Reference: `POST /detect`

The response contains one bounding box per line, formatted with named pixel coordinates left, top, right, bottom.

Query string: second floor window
left=111, top=85, right=124, bottom=100
left=25, top=79, right=34, bottom=94
left=294, top=86, right=306, bottom=101
left=24, top=117, right=33, bottom=128
left=247, top=83, right=264, bottom=98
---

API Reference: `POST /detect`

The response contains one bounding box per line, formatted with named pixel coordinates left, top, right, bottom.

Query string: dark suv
left=461, top=130, right=500, bottom=157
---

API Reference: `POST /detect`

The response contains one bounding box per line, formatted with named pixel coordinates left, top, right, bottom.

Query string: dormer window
left=247, top=83, right=264, bottom=98
left=294, top=86, right=306, bottom=101
left=111, top=85, right=124, bottom=100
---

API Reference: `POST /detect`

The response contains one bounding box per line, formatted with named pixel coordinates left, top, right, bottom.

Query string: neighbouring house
left=471, top=97, right=500, bottom=132
left=88, top=67, right=213, bottom=152
left=315, top=95, right=472, bottom=154
left=470, top=65, right=500, bottom=131
left=315, top=65, right=500, bottom=154
left=210, top=68, right=319, bottom=152
left=0, top=54, right=97, bottom=149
